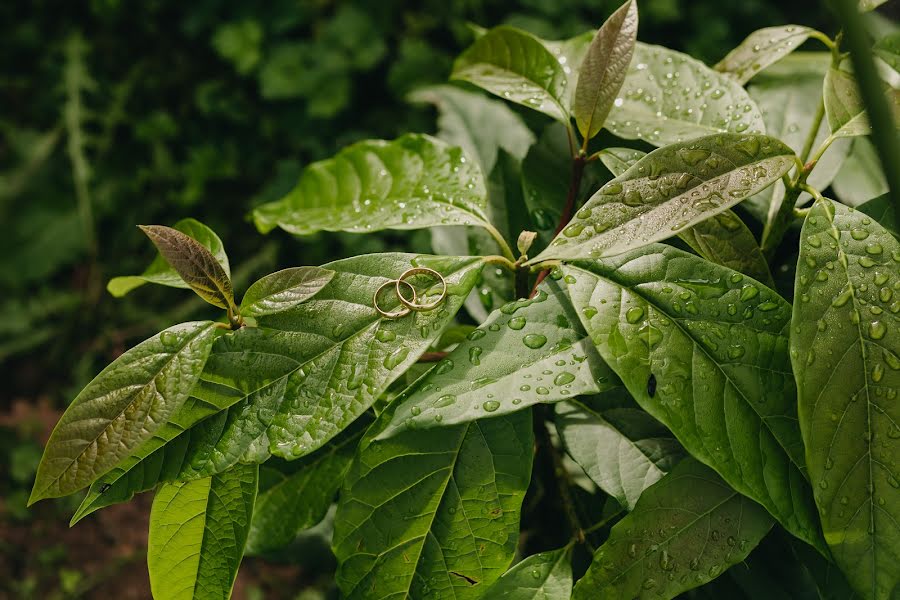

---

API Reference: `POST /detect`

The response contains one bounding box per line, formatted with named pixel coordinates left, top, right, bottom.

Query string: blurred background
left=0, top=0, right=889, bottom=598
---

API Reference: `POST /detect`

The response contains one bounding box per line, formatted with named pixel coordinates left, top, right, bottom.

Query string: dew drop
left=523, top=333, right=548, bottom=349
left=482, top=400, right=500, bottom=412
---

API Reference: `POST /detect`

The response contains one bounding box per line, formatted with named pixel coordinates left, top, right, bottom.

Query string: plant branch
left=483, top=222, right=517, bottom=263
left=798, top=96, right=826, bottom=164
left=418, top=351, right=448, bottom=363
left=831, top=0, right=900, bottom=232
left=583, top=507, right=626, bottom=536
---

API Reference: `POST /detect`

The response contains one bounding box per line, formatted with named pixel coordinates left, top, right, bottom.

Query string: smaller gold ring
left=396, top=267, right=447, bottom=312
left=374, top=279, right=415, bottom=319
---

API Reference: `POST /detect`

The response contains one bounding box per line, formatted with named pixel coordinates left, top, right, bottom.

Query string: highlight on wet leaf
left=715, top=25, right=822, bottom=84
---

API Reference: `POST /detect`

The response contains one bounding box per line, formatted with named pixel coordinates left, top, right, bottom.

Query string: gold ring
left=396, top=267, right=447, bottom=312
left=374, top=279, right=415, bottom=319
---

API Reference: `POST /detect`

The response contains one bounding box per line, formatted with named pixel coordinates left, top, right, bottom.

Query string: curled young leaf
left=715, top=26, right=822, bottom=84
left=573, top=0, right=638, bottom=140
left=139, top=224, right=235, bottom=311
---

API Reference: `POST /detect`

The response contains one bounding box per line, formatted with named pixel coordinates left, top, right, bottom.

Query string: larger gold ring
left=374, top=279, right=416, bottom=319
left=396, top=267, right=447, bottom=312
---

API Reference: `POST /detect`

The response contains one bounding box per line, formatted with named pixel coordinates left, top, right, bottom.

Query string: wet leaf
left=857, top=194, right=898, bottom=238
left=530, top=133, right=794, bottom=262
left=240, top=266, right=334, bottom=317
left=715, top=26, right=821, bottom=84
left=452, top=26, right=570, bottom=123
left=483, top=547, right=573, bottom=599
left=874, top=32, right=900, bottom=74
left=148, top=463, right=257, bottom=600
left=573, top=458, right=773, bottom=600
left=792, top=199, right=900, bottom=599
left=606, top=43, right=766, bottom=146
left=253, top=134, right=492, bottom=236
left=824, top=67, right=900, bottom=139
left=29, top=321, right=217, bottom=503
left=573, top=0, right=638, bottom=139
left=832, top=138, right=889, bottom=208
left=562, top=245, right=826, bottom=552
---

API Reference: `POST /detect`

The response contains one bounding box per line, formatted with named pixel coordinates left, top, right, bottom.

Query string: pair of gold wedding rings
left=373, top=267, right=447, bottom=319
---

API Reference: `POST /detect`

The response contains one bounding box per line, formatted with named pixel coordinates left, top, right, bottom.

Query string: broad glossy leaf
left=212, top=253, right=483, bottom=460
left=530, top=133, right=795, bottom=262
left=561, top=245, right=826, bottom=552
left=542, top=31, right=594, bottom=108
left=833, top=138, right=889, bottom=207
left=139, top=225, right=235, bottom=310
left=858, top=194, right=898, bottom=237
left=408, top=85, right=535, bottom=175
left=29, top=321, right=217, bottom=503
left=483, top=547, right=573, bottom=599
left=378, top=279, right=618, bottom=438
left=824, top=67, right=900, bottom=139
left=70, top=380, right=246, bottom=524
left=107, top=218, right=230, bottom=298
left=745, top=64, right=850, bottom=223
left=606, top=43, right=766, bottom=147
left=148, top=463, right=257, bottom=600
left=333, top=411, right=534, bottom=599
left=573, top=0, right=638, bottom=139
left=875, top=32, right=900, bottom=74
left=253, top=134, right=491, bottom=235
left=791, top=199, right=900, bottom=599
left=246, top=425, right=363, bottom=555
left=556, top=399, right=684, bottom=511
left=596, top=146, right=773, bottom=286
left=573, top=458, right=773, bottom=600
left=452, top=26, right=569, bottom=122
left=240, top=266, right=334, bottom=317
left=715, top=26, right=820, bottom=84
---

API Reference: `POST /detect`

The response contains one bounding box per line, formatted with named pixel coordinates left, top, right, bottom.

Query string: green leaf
left=214, top=253, right=483, bottom=460
left=542, top=31, right=594, bottom=108
left=745, top=64, right=850, bottom=224
left=860, top=0, right=889, bottom=11
left=139, top=225, right=235, bottom=311
left=874, top=32, right=900, bottom=74
left=833, top=138, right=889, bottom=207
left=240, top=266, right=334, bottom=317
left=253, top=134, right=492, bottom=236
left=573, top=0, right=638, bottom=140
left=529, top=133, right=795, bottom=262
left=408, top=84, right=535, bottom=176
left=451, top=26, right=569, bottom=123
left=596, top=147, right=773, bottom=286
left=556, top=398, right=684, bottom=511
left=573, top=458, right=773, bottom=600
left=333, top=410, right=534, bottom=599
left=70, top=380, right=246, bottom=524
left=148, top=463, right=257, bottom=600
left=791, top=199, right=900, bottom=599
left=606, top=43, right=766, bottom=147
left=561, top=245, right=826, bottom=552
left=715, top=26, right=821, bottom=84
left=377, top=279, right=618, bottom=438
left=107, top=218, right=230, bottom=298
left=245, top=424, right=364, bottom=555
left=29, top=321, right=217, bottom=504
left=482, top=547, right=573, bottom=599
left=857, top=193, right=898, bottom=237
left=824, top=67, right=900, bottom=139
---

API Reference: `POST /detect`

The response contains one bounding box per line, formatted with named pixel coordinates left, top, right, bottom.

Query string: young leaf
left=139, top=225, right=235, bottom=311
left=240, top=266, right=334, bottom=317
left=715, top=26, right=822, bottom=84
left=245, top=424, right=364, bottom=555
left=148, top=463, right=257, bottom=600
left=377, top=279, right=618, bottom=438
left=71, top=380, right=246, bottom=524
left=482, top=547, right=573, bottom=599
left=408, top=84, right=536, bottom=175
left=562, top=245, right=826, bottom=553
left=597, top=146, right=774, bottom=286
left=451, top=26, right=569, bottom=123
left=253, top=134, right=492, bottom=236
left=857, top=193, right=898, bottom=237
left=573, top=0, right=638, bottom=140
left=29, top=321, right=217, bottom=504
left=606, top=43, right=766, bottom=146
left=107, top=218, right=230, bottom=298
left=529, top=133, right=795, bottom=263
left=824, top=67, right=900, bottom=139
left=791, top=199, right=900, bottom=599
left=874, top=32, right=900, bottom=74
left=556, top=399, right=684, bottom=511
left=333, top=411, right=534, bottom=599
left=573, top=458, right=773, bottom=600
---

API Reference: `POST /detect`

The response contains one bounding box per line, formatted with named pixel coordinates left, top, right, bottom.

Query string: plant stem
left=582, top=508, right=626, bottom=536
left=482, top=254, right=517, bottom=271
left=418, top=351, right=449, bottom=363
left=798, top=96, right=826, bottom=164
left=483, top=222, right=517, bottom=263
left=831, top=0, right=900, bottom=232
left=535, top=407, right=586, bottom=545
